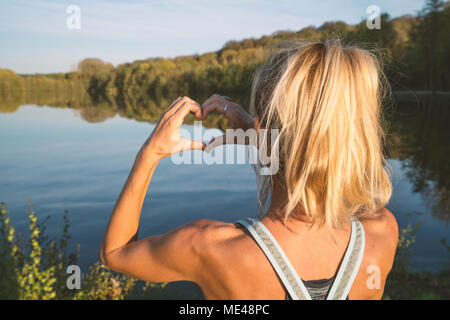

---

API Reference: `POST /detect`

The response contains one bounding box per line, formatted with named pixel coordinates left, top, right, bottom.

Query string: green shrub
left=0, top=201, right=165, bottom=300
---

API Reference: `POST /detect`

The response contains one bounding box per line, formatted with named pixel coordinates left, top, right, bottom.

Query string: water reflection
left=0, top=92, right=242, bottom=129
left=1, top=93, right=447, bottom=223
left=386, top=97, right=450, bottom=225
left=0, top=94, right=448, bottom=271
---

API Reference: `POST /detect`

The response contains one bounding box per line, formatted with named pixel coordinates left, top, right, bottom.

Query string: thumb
left=204, top=132, right=254, bottom=153
left=179, top=139, right=207, bottom=152
left=204, top=134, right=226, bottom=154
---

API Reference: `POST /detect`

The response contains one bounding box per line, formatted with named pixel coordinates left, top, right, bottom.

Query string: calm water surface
left=0, top=104, right=449, bottom=273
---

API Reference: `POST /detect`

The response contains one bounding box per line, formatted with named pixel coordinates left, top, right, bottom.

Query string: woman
left=100, top=40, right=398, bottom=300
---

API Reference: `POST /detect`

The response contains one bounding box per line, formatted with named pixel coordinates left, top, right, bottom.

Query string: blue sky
left=0, top=0, right=427, bottom=74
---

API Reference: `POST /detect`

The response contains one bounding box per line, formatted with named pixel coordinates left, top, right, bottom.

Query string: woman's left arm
left=99, top=96, right=208, bottom=282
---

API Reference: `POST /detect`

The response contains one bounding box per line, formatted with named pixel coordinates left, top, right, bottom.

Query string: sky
left=0, top=0, right=428, bottom=74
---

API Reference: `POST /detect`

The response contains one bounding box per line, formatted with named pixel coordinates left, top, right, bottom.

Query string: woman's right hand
left=201, top=94, right=254, bottom=131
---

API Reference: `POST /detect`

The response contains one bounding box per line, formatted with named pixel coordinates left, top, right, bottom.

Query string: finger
left=202, top=94, right=223, bottom=107
left=172, top=101, right=202, bottom=126
left=202, top=94, right=222, bottom=105
left=202, top=94, right=217, bottom=107
left=170, top=96, right=183, bottom=107
left=166, top=96, right=182, bottom=112
left=179, top=139, right=206, bottom=152
left=204, top=132, right=253, bottom=153
left=165, top=96, right=189, bottom=117
left=202, top=99, right=225, bottom=120
left=204, top=135, right=225, bottom=153
left=176, top=97, right=202, bottom=117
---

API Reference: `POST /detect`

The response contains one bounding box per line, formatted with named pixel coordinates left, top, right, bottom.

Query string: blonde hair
left=250, top=40, right=392, bottom=228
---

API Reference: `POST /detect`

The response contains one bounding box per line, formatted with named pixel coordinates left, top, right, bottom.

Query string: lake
left=0, top=100, right=449, bottom=275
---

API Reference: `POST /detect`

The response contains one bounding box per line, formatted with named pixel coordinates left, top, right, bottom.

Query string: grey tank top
left=235, top=218, right=365, bottom=300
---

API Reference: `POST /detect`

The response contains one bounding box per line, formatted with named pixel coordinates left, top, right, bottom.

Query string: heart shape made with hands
left=152, top=95, right=255, bottom=158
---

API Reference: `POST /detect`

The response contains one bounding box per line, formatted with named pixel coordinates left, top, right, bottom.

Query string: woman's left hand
left=141, top=96, right=206, bottom=160
left=202, top=94, right=253, bottom=131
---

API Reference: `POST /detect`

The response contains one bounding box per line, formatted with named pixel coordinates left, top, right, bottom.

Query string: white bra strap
left=236, top=218, right=312, bottom=300
left=326, top=219, right=365, bottom=300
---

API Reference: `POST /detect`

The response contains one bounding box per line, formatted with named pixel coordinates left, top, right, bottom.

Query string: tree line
left=1, top=0, right=449, bottom=116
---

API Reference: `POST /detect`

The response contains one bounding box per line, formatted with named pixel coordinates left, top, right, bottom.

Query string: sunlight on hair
left=250, top=39, right=392, bottom=229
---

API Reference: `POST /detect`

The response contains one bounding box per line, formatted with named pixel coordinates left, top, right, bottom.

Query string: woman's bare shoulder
left=361, top=208, right=399, bottom=247
left=186, top=218, right=250, bottom=248
left=351, top=208, right=399, bottom=299
left=176, top=219, right=248, bottom=260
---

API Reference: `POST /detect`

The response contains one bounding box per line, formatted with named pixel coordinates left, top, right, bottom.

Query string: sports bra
left=234, top=217, right=365, bottom=300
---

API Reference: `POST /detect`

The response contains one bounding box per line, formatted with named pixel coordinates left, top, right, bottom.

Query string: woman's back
left=192, top=208, right=397, bottom=300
